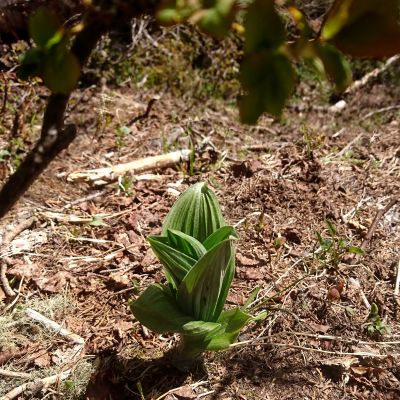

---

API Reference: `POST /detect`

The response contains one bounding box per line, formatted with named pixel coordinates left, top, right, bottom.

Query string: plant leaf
left=177, top=237, right=234, bottom=322
left=207, top=307, right=253, bottom=350
left=148, top=235, right=197, bottom=287
left=167, top=229, right=207, bottom=259
left=203, top=225, right=238, bottom=250
left=130, top=284, right=192, bottom=333
left=239, top=51, right=295, bottom=122
left=182, top=320, right=222, bottom=339
left=162, top=182, right=225, bottom=243
left=321, top=0, right=400, bottom=57
left=29, top=7, right=61, bottom=48
left=316, top=43, right=352, bottom=92
left=244, top=0, right=286, bottom=53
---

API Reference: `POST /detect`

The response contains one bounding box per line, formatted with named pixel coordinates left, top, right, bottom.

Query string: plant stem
left=171, top=334, right=206, bottom=371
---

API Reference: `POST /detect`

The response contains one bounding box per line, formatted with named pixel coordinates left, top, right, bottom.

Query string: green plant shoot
left=130, top=182, right=259, bottom=369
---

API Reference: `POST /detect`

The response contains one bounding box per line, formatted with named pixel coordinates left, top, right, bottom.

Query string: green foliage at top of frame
left=18, top=7, right=80, bottom=94
left=19, top=0, right=400, bottom=120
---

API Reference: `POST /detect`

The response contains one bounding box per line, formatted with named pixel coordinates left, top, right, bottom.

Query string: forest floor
left=0, top=35, right=400, bottom=400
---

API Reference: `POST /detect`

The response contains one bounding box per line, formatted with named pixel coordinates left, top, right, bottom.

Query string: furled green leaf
left=207, top=307, right=253, bottom=350
left=162, top=182, right=225, bottom=243
left=167, top=229, right=207, bottom=260
left=29, top=7, right=61, bottom=48
left=43, top=50, right=80, bottom=94
left=130, top=283, right=192, bottom=333
left=239, top=51, right=295, bottom=122
left=325, top=219, right=337, bottom=237
left=148, top=235, right=197, bottom=287
left=203, top=225, right=237, bottom=250
left=321, top=0, right=400, bottom=57
left=245, top=0, right=286, bottom=53
left=177, top=238, right=234, bottom=322
left=316, top=43, right=352, bottom=92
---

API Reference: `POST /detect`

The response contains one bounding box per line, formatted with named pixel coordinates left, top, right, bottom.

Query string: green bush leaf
left=244, top=0, right=286, bottom=53
left=162, top=182, right=225, bottom=243
left=43, top=50, right=80, bottom=94
left=239, top=51, right=295, bottom=122
left=29, top=7, right=61, bottom=48
left=207, top=308, right=253, bottom=350
left=17, top=47, right=44, bottom=80
left=182, top=320, right=222, bottom=339
left=316, top=43, right=352, bottom=92
left=321, top=0, right=400, bottom=57
left=177, top=238, right=234, bottom=322
left=198, top=0, right=236, bottom=37
left=130, top=284, right=192, bottom=333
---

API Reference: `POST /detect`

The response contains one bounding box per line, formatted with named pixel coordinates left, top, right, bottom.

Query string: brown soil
left=0, top=42, right=399, bottom=400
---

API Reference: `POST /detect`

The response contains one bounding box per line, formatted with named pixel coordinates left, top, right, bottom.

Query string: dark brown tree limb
left=0, top=13, right=108, bottom=218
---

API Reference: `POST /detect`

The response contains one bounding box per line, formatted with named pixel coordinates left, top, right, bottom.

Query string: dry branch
left=0, top=216, right=34, bottom=297
left=67, top=149, right=191, bottom=185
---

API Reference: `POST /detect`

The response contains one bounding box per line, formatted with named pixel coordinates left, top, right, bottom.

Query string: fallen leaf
left=237, top=253, right=259, bottom=266
left=33, top=351, right=51, bottom=367
left=107, top=271, right=130, bottom=289
left=33, top=270, right=73, bottom=293
left=165, top=385, right=197, bottom=400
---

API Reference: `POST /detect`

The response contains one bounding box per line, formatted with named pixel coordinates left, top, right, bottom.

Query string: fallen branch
left=0, top=369, right=31, bottom=379
left=25, top=308, right=84, bottom=345
left=67, top=149, right=191, bottom=185
left=1, top=370, right=71, bottom=400
left=395, top=259, right=400, bottom=297
left=362, top=104, right=400, bottom=121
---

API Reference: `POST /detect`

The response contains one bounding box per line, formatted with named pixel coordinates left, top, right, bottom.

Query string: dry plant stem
left=360, top=196, right=399, bottom=252
left=0, top=15, right=108, bottom=219
left=0, top=369, right=30, bottom=379
left=1, top=370, right=71, bottom=400
left=395, top=259, right=400, bottom=297
left=0, top=216, right=34, bottom=297
left=67, top=149, right=191, bottom=185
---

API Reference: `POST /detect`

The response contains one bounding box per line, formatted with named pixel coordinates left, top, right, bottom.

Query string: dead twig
left=0, top=216, right=34, bottom=297
left=0, top=369, right=30, bottom=379
left=360, top=196, right=399, bottom=252
left=67, top=149, right=191, bottom=185
left=395, top=259, right=400, bottom=297
left=362, top=105, right=400, bottom=121
left=1, top=370, right=71, bottom=400
left=128, top=96, right=159, bottom=125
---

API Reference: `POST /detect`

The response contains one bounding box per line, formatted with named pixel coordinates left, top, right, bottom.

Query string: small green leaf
left=325, top=219, right=337, bottom=237
left=198, top=0, right=236, bottom=37
left=316, top=43, right=352, bottom=92
left=29, top=7, right=61, bottom=48
left=243, top=286, right=261, bottom=309
left=182, top=320, right=222, bottom=339
left=89, top=215, right=105, bottom=226
left=348, top=246, right=364, bottom=255
left=244, top=0, right=286, bottom=52
left=17, top=47, right=44, bottom=80
left=130, top=283, right=192, bottom=333
left=207, top=307, right=253, bottom=350
left=239, top=51, right=295, bottom=122
left=43, top=50, right=80, bottom=94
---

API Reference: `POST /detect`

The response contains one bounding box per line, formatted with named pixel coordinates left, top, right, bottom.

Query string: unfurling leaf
left=177, top=237, right=235, bottom=322
left=162, top=182, right=225, bottom=243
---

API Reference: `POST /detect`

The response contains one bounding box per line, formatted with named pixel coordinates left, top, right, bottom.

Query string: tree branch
left=0, top=13, right=108, bottom=218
